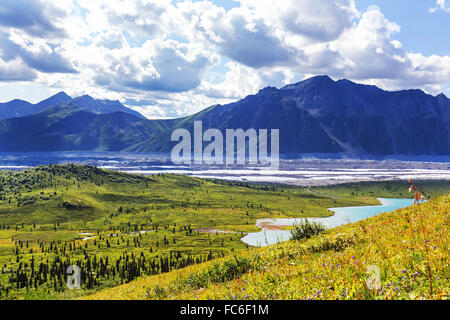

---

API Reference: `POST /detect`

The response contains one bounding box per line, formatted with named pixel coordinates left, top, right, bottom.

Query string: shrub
left=308, top=232, right=357, bottom=253
left=145, top=284, right=169, bottom=299
left=183, top=256, right=253, bottom=289
left=290, top=219, right=326, bottom=241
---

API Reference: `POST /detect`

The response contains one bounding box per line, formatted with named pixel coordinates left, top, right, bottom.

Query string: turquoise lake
left=241, top=198, right=414, bottom=247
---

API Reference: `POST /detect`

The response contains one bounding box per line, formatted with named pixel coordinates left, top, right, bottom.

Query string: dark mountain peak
left=335, top=79, right=384, bottom=95
left=0, top=99, right=32, bottom=120
left=52, top=91, right=71, bottom=99
left=72, top=94, right=95, bottom=103
left=257, top=86, right=278, bottom=95
left=398, top=88, right=425, bottom=95
left=3, top=99, right=32, bottom=106
left=436, top=93, right=448, bottom=100
left=336, top=78, right=359, bottom=87
left=36, top=91, right=72, bottom=109
left=281, top=75, right=334, bottom=91
left=69, top=95, right=100, bottom=109
left=305, top=74, right=334, bottom=82
left=68, top=94, right=146, bottom=119
left=72, top=95, right=124, bottom=107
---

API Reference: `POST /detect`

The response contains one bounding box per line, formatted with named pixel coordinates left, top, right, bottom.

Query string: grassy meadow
left=0, top=164, right=448, bottom=300
left=87, top=193, right=449, bottom=300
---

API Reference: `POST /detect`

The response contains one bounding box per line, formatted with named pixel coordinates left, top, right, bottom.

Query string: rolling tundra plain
left=0, top=160, right=448, bottom=300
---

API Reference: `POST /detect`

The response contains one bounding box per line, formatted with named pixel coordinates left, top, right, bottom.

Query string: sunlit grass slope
left=0, top=164, right=448, bottom=300
left=0, top=164, right=394, bottom=299
left=86, top=193, right=449, bottom=300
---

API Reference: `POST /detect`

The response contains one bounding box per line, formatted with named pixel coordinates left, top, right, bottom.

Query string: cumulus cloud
left=198, top=61, right=293, bottom=99
left=0, top=57, right=37, bottom=81
left=76, top=0, right=180, bottom=39
left=177, top=0, right=357, bottom=69
left=209, top=12, right=293, bottom=68
left=105, top=0, right=176, bottom=38
left=0, top=30, right=77, bottom=74
left=430, top=0, right=450, bottom=13
left=331, top=7, right=404, bottom=79
left=93, top=30, right=127, bottom=50
left=327, top=8, right=450, bottom=93
left=0, top=0, right=76, bottom=77
left=88, top=39, right=216, bottom=93
left=238, top=0, right=358, bottom=42
left=0, top=0, right=67, bottom=37
left=179, top=3, right=293, bottom=68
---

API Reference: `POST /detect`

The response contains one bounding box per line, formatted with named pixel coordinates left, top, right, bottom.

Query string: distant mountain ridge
left=0, top=76, right=448, bottom=156
left=0, top=103, right=168, bottom=151
left=0, top=92, right=145, bottom=120
left=128, top=75, right=449, bottom=156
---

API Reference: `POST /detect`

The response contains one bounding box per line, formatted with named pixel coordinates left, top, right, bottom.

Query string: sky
left=0, top=0, right=449, bottom=119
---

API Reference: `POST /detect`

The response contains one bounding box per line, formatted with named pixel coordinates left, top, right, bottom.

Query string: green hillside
left=87, top=193, right=449, bottom=300
left=0, top=165, right=448, bottom=300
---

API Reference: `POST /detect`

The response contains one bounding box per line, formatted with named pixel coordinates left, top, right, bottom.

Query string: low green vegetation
left=290, top=219, right=326, bottom=241
left=87, top=194, right=449, bottom=300
left=0, top=164, right=448, bottom=300
left=311, top=180, right=450, bottom=199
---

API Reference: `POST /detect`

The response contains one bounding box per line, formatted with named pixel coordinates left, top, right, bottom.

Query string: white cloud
left=331, top=9, right=404, bottom=79
left=176, top=0, right=357, bottom=68
left=238, top=0, right=358, bottom=42
left=179, top=3, right=293, bottom=68
left=86, top=39, right=217, bottom=93
left=0, top=0, right=70, bottom=38
left=198, top=61, right=294, bottom=99
left=93, top=30, right=128, bottom=50
left=6, top=29, right=77, bottom=73
left=0, top=56, right=37, bottom=81
left=327, top=9, right=450, bottom=93
left=430, top=0, right=450, bottom=13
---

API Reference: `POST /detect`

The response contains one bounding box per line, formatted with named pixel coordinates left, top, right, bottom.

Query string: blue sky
left=0, top=0, right=449, bottom=118
left=356, top=0, right=450, bottom=55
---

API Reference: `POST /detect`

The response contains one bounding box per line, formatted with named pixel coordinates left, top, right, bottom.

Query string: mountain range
left=0, top=75, right=448, bottom=156
left=0, top=92, right=144, bottom=120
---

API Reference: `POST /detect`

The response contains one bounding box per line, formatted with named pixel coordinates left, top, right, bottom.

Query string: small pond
left=241, top=198, right=413, bottom=247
